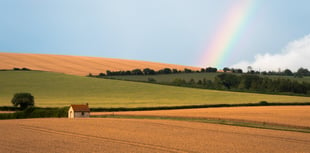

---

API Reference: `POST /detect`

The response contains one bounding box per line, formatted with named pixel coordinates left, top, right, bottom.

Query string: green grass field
left=103, top=72, right=310, bottom=83
left=1, top=71, right=309, bottom=108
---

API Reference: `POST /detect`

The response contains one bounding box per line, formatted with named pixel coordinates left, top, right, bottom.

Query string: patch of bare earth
left=92, top=106, right=310, bottom=128
left=0, top=52, right=200, bottom=76
left=0, top=118, right=309, bottom=153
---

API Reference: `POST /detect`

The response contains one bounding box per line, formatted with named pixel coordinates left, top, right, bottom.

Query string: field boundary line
left=90, top=102, right=310, bottom=112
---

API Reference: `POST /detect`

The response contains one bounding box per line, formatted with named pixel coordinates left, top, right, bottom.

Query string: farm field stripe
left=2, top=118, right=309, bottom=152
left=94, top=115, right=310, bottom=133
left=0, top=52, right=200, bottom=76
left=20, top=124, right=192, bottom=153
left=91, top=106, right=310, bottom=129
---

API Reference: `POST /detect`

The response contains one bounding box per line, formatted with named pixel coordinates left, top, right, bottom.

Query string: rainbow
left=199, top=0, right=259, bottom=68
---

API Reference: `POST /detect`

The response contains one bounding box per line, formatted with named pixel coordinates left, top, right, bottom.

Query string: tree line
left=91, top=67, right=242, bottom=77
left=91, top=67, right=309, bottom=78
left=0, top=67, right=32, bottom=71
left=245, top=67, right=310, bottom=77
left=171, top=73, right=310, bottom=95
left=90, top=66, right=310, bottom=95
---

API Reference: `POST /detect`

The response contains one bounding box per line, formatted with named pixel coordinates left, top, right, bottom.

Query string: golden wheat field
left=91, top=106, right=310, bottom=128
left=0, top=52, right=200, bottom=76
left=0, top=118, right=309, bottom=153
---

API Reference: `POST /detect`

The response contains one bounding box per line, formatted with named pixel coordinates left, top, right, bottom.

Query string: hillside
left=0, top=71, right=309, bottom=107
left=0, top=52, right=200, bottom=76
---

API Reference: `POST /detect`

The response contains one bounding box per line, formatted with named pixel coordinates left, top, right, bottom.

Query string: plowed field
left=92, top=106, right=310, bottom=128
left=0, top=118, right=309, bottom=153
left=0, top=52, right=200, bottom=76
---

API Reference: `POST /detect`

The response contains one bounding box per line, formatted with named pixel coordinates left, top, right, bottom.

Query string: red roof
left=70, top=104, right=90, bottom=112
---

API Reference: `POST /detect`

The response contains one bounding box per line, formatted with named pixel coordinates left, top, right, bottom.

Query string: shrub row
left=168, top=73, right=310, bottom=95
left=90, top=102, right=310, bottom=112
left=0, top=107, right=68, bottom=120
left=92, top=67, right=223, bottom=77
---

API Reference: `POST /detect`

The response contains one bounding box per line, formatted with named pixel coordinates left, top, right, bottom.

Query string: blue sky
left=1, top=0, right=310, bottom=71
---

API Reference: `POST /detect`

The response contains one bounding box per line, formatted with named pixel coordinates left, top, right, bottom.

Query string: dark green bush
left=259, top=101, right=269, bottom=105
left=0, top=107, right=69, bottom=120
left=11, top=93, right=34, bottom=110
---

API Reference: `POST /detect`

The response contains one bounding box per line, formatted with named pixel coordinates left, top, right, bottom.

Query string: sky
left=0, top=0, right=310, bottom=72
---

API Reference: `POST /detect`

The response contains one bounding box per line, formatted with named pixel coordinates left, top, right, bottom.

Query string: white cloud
left=231, top=34, right=310, bottom=72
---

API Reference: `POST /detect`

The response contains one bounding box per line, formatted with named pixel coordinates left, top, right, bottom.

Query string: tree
left=239, top=74, right=260, bottom=90
left=132, top=69, right=143, bottom=75
left=283, top=69, right=293, bottom=76
left=234, top=69, right=243, bottom=73
left=143, top=68, right=155, bottom=75
left=223, top=67, right=230, bottom=72
left=197, top=80, right=203, bottom=85
left=205, top=67, right=217, bottom=72
left=172, top=69, right=179, bottom=73
left=188, top=78, right=196, bottom=85
left=296, top=67, right=309, bottom=77
left=215, top=73, right=240, bottom=89
left=158, top=68, right=172, bottom=74
left=184, top=68, right=192, bottom=73
left=98, top=73, right=106, bottom=77
left=247, top=66, right=252, bottom=73
left=106, top=70, right=112, bottom=76
left=11, top=93, right=34, bottom=110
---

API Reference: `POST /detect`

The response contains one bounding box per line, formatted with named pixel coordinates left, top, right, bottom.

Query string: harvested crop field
left=0, top=52, right=200, bottom=76
left=0, top=118, right=309, bottom=153
left=92, top=106, right=310, bottom=128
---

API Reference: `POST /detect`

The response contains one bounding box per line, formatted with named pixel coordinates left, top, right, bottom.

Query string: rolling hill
left=0, top=52, right=200, bottom=76
left=1, top=71, right=309, bottom=107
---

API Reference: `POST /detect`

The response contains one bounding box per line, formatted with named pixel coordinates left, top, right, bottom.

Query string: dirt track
left=0, top=118, right=309, bottom=153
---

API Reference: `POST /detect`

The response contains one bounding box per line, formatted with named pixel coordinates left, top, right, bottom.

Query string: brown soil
left=0, top=118, right=309, bottom=153
left=0, top=52, right=200, bottom=76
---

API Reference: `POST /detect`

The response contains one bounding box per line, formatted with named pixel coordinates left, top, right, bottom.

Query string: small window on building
left=82, top=112, right=84, bottom=116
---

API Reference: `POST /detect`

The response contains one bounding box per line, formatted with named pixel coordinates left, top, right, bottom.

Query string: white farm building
left=68, top=104, right=90, bottom=118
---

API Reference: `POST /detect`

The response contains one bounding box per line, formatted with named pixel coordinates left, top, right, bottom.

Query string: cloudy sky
left=1, top=0, right=309, bottom=71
